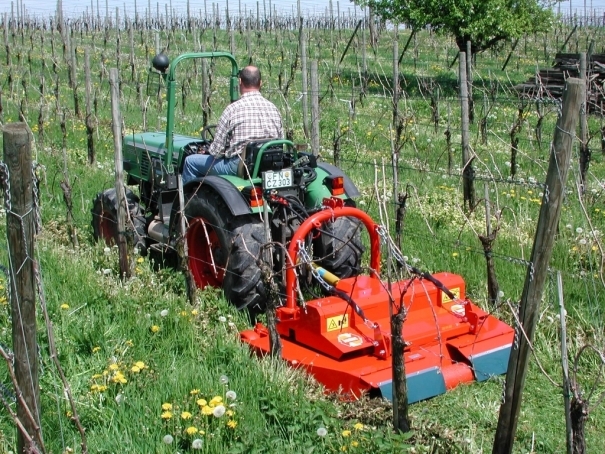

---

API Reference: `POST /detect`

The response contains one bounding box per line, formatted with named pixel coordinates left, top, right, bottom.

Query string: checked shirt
left=207, top=91, right=283, bottom=159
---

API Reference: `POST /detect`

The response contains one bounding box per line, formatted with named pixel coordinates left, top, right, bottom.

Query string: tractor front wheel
left=184, top=190, right=267, bottom=312
left=91, top=188, right=145, bottom=248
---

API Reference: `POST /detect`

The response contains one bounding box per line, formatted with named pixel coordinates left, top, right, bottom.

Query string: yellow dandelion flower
left=185, top=426, right=198, bottom=435
left=162, top=403, right=173, bottom=411
left=340, top=446, right=347, bottom=452
left=197, top=398, right=207, bottom=407
left=452, top=252, right=459, bottom=257
left=227, top=419, right=238, bottom=429
left=201, top=405, right=213, bottom=415
left=91, top=373, right=102, bottom=379
left=353, top=423, right=364, bottom=430
left=137, top=257, right=144, bottom=263
left=60, top=303, right=70, bottom=310
left=151, top=325, right=160, bottom=333
left=126, top=340, right=134, bottom=347
left=209, top=396, right=222, bottom=406
left=226, top=409, right=234, bottom=417
left=109, top=363, right=119, bottom=371
left=190, top=389, right=200, bottom=395
left=191, top=309, right=199, bottom=316
left=592, top=246, right=598, bottom=251
left=181, top=411, right=193, bottom=420
left=135, top=361, right=146, bottom=369
left=181, top=310, right=189, bottom=317
left=342, top=430, right=351, bottom=437
left=131, top=365, right=141, bottom=373
left=161, top=411, right=173, bottom=420
left=351, top=441, right=359, bottom=447
left=92, top=346, right=101, bottom=353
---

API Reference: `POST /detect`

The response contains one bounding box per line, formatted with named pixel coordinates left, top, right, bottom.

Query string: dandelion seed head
left=163, top=435, right=173, bottom=444
left=160, top=309, right=169, bottom=317
left=191, top=439, right=203, bottom=449
left=317, top=427, right=328, bottom=437
left=213, top=404, right=226, bottom=418
left=219, top=374, right=229, bottom=385
left=576, top=227, right=584, bottom=234
left=226, top=390, right=237, bottom=401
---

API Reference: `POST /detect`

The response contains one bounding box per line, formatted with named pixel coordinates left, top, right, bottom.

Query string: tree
left=355, top=0, right=555, bottom=55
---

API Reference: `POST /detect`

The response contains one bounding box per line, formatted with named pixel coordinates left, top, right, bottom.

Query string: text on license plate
left=263, top=169, right=293, bottom=189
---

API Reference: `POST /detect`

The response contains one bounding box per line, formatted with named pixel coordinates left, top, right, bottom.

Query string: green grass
left=0, top=16, right=604, bottom=453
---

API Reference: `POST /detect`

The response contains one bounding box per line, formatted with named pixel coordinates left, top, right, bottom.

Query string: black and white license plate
left=262, top=169, right=293, bottom=189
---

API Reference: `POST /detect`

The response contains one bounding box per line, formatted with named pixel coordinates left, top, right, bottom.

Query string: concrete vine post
left=493, top=78, right=583, bottom=454
left=109, top=68, right=131, bottom=279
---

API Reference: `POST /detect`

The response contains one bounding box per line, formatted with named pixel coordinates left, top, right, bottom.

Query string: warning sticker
left=326, top=314, right=349, bottom=332
left=441, top=287, right=460, bottom=303
left=337, top=333, right=363, bottom=348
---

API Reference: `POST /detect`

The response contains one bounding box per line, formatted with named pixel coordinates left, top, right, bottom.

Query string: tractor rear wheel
left=314, top=216, right=364, bottom=279
left=183, top=189, right=267, bottom=312
left=91, top=188, right=145, bottom=248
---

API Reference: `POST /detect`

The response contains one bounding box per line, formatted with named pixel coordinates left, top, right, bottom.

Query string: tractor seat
left=237, top=138, right=287, bottom=179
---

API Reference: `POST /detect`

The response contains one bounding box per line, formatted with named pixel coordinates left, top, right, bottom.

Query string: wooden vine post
left=493, top=78, right=583, bottom=454
left=3, top=123, right=43, bottom=453
left=459, top=52, right=474, bottom=209
left=109, top=68, right=131, bottom=279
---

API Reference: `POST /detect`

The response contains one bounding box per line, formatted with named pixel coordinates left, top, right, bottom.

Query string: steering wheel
left=201, top=124, right=217, bottom=141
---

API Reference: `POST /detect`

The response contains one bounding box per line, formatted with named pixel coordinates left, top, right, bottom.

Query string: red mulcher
left=241, top=201, right=514, bottom=403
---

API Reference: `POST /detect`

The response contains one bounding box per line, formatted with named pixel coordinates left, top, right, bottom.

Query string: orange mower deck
left=240, top=203, right=514, bottom=403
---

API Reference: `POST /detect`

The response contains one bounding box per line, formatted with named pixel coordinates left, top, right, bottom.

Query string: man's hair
left=239, top=66, right=261, bottom=89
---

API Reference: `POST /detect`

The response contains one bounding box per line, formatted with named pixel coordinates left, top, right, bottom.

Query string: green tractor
left=91, top=52, right=363, bottom=313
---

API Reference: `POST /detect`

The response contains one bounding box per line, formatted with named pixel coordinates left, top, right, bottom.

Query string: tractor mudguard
left=316, top=162, right=361, bottom=198
left=184, top=175, right=251, bottom=216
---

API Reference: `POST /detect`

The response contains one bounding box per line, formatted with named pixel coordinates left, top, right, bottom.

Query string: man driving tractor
left=181, top=65, right=283, bottom=184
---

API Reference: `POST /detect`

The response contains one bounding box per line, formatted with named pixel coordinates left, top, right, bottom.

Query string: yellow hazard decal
left=441, top=287, right=460, bottom=303
left=326, top=314, right=349, bottom=332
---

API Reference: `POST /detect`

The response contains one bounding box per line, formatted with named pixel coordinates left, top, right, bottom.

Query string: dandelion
left=579, top=239, right=587, bottom=245
left=566, top=224, right=573, bottom=229
left=115, top=393, right=124, bottom=404
left=227, top=419, right=238, bottom=429
left=317, top=427, right=328, bottom=437
left=60, top=303, right=70, bottom=310
left=218, top=316, right=227, bottom=323
left=137, top=257, right=144, bottom=263
left=185, top=426, right=198, bottom=435
left=213, top=405, right=226, bottom=418
left=103, top=247, right=111, bottom=254
left=161, top=411, right=173, bottom=420
left=209, top=396, right=223, bottom=406
left=452, top=252, right=459, bottom=258
left=191, top=439, right=203, bottom=449
left=576, top=227, right=584, bottom=234
left=160, top=309, right=169, bottom=317
left=197, top=398, right=207, bottom=407
left=498, top=290, right=505, bottom=298
left=226, top=390, right=237, bottom=401
left=102, top=268, right=111, bottom=275
left=150, top=325, right=160, bottom=333
left=201, top=405, right=213, bottom=415
left=191, top=309, right=199, bottom=316
left=351, top=441, right=359, bottom=447
left=219, top=375, right=229, bottom=385
left=162, top=403, right=173, bottom=411
left=190, top=389, right=200, bottom=395
left=109, top=363, right=119, bottom=371
left=135, top=361, right=145, bottom=369
left=92, top=346, right=101, bottom=353
left=163, top=434, right=173, bottom=444
left=131, top=365, right=141, bottom=373
left=181, top=411, right=193, bottom=420
left=353, top=423, right=364, bottom=430
left=342, top=430, right=351, bottom=437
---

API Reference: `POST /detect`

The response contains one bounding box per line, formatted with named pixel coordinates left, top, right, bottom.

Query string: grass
left=0, top=13, right=604, bottom=453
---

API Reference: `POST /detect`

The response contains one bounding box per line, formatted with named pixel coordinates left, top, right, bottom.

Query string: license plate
left=263, top=169, right=293, bottom=189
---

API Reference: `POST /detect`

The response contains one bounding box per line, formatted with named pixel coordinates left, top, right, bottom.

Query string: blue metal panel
left=378, top=366, right=447, bottom=404
left=470, top=345, right=512, bottom=382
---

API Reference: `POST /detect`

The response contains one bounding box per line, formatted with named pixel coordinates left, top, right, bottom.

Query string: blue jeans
left=182, top=154, right=240, bottom=185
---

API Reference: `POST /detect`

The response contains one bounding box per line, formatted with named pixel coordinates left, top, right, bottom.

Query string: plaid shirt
left=208, top=91, right=284, bottom=159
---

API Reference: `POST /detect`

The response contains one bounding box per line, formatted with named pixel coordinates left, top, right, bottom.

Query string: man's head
left=239, top=66, right=262, bottom=93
